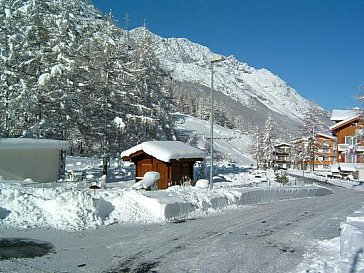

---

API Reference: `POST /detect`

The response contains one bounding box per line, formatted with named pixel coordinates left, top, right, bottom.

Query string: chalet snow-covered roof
left=121, top=141, right=205, bottom=163
left=316, top=132, right=336, bottom=140
left=330, top=109, right=361, bottom=122
left=0, top=138, right=69, bottom=150
left=274, top=142, right=290, bottom=147
left=329, top=114, right=361, bottom=131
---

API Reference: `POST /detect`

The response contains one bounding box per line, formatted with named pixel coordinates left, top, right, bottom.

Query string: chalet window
left=358, top=153, right=364, bottom=163
left=345, top=136, right=357, bottom=145
left=322, top=140, right=329, bottom=146
left=345, top=153, right=355, bottom=163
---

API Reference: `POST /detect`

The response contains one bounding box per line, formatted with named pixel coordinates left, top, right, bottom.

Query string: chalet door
left=157, top=163, right=168, bottom=189
left=181, top=163, right=190, bottom=177
left=140, top=163, right=152, bottom=177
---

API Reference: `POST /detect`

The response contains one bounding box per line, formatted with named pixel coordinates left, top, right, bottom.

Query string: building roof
left=316, top=132, right=336, bottom=140
left=275, top=142, right=291, bottom=147
left=0, top=138, right=69, bottom=150
left=329, top=114, right=361, bottom=131
left=330, top=109, right=361, bottom=122
left=121, top=141, right=205, bottom=163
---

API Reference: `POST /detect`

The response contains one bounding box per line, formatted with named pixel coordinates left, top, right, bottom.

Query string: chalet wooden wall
left=128, top=152, right=199, bottom=189
left=334, top=118, right=364, bottom=163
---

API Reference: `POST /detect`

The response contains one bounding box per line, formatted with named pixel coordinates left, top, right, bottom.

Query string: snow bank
left=0, top=181, right=330, bottom=231
left=338, top=208, right=364, bottom=272
left=293, top=237, right=341, bottom=273
left=295, top=207, right=364, bottom=273
left=132, top=171, right=160, bottom=189
left=0, top=183, right=101, bottom=230
left=101, top=190, right=168, bottom=224
left=326, top=178, right=364, bottom=191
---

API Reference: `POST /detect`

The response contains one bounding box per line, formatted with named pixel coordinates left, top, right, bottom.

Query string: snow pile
left=293, top=238, right=341, bottom=273
left=291, top=192, right=364, bottom=272
left=132, top=171, right=160, bottom=189
left=294, top=208, right=364, bottom=273
left=0, top=183, right=101, bottom=230
left=101, top=190, right=167, bottom=224
left=195, top=179, right=209, bottom=188
left=338, top=208, right=364, bottom=272
left=0, top=179, right=330, bottom=231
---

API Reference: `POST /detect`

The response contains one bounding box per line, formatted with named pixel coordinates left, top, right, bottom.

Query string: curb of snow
left=339, top=208, right=364, bottom=272
left=323, top=179, right=364, bottom=191
left=143, top=186, right=331, bottom=220
left=0, top=183, right=331, bottom=230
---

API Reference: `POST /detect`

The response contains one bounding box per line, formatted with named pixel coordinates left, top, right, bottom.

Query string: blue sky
left=92, top=0, right=364, bottom=111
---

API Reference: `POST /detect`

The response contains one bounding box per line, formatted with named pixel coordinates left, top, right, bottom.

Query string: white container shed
left=0, top=138, right=69, bottom=182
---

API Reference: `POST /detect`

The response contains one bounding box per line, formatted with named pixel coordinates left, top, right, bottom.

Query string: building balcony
left=275, top=150, right=290, bottom=155
left=338, top=144, right=349, bottom=151
left=337, top=144, right=364, bottom=152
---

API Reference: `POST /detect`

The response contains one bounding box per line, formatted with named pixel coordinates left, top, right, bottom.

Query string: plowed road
left=1, top=185, right=363, bottom=273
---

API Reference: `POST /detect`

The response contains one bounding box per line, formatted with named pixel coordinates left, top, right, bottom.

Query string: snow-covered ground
left=0, top=114, right=364, bottom=273
left=1, top=152, right=364, bottom=272
left=293, top=208, right=364, bottom=273
left=0, top=158, right=328, bottom=231
left=288, top=170, right=364, bottom=272
left=0, top=122, right=363, bottom=272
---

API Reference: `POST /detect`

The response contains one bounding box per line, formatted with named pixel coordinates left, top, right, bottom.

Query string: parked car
left=253, top=173, right=268, bottom=183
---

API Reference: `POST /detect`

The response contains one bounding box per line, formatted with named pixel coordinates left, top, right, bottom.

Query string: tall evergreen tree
left=261, top=116, right=277, bottom=168
left=0, top=1, right=177, bottom=156
left=124, top=26, right=175, bottom=147
left=300, top=103, right=325, bottom=171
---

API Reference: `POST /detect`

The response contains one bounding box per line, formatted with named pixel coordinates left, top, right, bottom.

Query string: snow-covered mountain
left=130, top=27, right=329, bottom=136
left=173, top=112, right=254, bottom=165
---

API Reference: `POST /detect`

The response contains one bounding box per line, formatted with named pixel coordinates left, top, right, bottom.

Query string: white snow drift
left=0, top=179, right=330, bottom=231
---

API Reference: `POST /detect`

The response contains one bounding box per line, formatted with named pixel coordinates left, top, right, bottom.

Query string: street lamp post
left=209, top=55, right=224, bottom=189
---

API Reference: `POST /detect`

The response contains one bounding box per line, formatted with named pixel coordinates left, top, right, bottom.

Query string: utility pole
left=209, top=55, right=224, bottom=189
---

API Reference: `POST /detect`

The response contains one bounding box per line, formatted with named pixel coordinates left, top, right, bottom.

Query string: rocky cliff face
left=130, top=27, right=330, bottom=137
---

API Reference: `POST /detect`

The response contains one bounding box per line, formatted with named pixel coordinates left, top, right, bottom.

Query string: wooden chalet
left=314, top=133, right=336, bottom=171
left=273, top=143, right=291, bottom=169
left=121, top=141, right=204, bottom=189
left=330, top=111, right=364, bottom=164
left=329, top=110, right=364, bottom=179
left=291, top=133, right=336, bottom=172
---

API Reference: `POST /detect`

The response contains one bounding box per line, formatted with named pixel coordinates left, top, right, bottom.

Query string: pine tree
left=249, top=129, right=264, bottom=168
left=300, top=103, right=325, bottom=171
left=0, top=1, right=178, bottom=156
left=260, top=116, right=277, bottom=168
left=124, top=26, right=175, bottom=148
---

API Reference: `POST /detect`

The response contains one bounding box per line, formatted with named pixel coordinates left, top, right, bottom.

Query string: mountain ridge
left=130, top=27, right=330, bottom=137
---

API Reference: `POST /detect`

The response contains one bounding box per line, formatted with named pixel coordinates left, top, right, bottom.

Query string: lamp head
left=211, top=55, right=224, bottom=63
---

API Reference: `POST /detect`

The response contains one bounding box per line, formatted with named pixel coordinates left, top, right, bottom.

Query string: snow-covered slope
left=130, top=28, right=327, bottom=132
left=173, top=113, right=254, bottom=165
